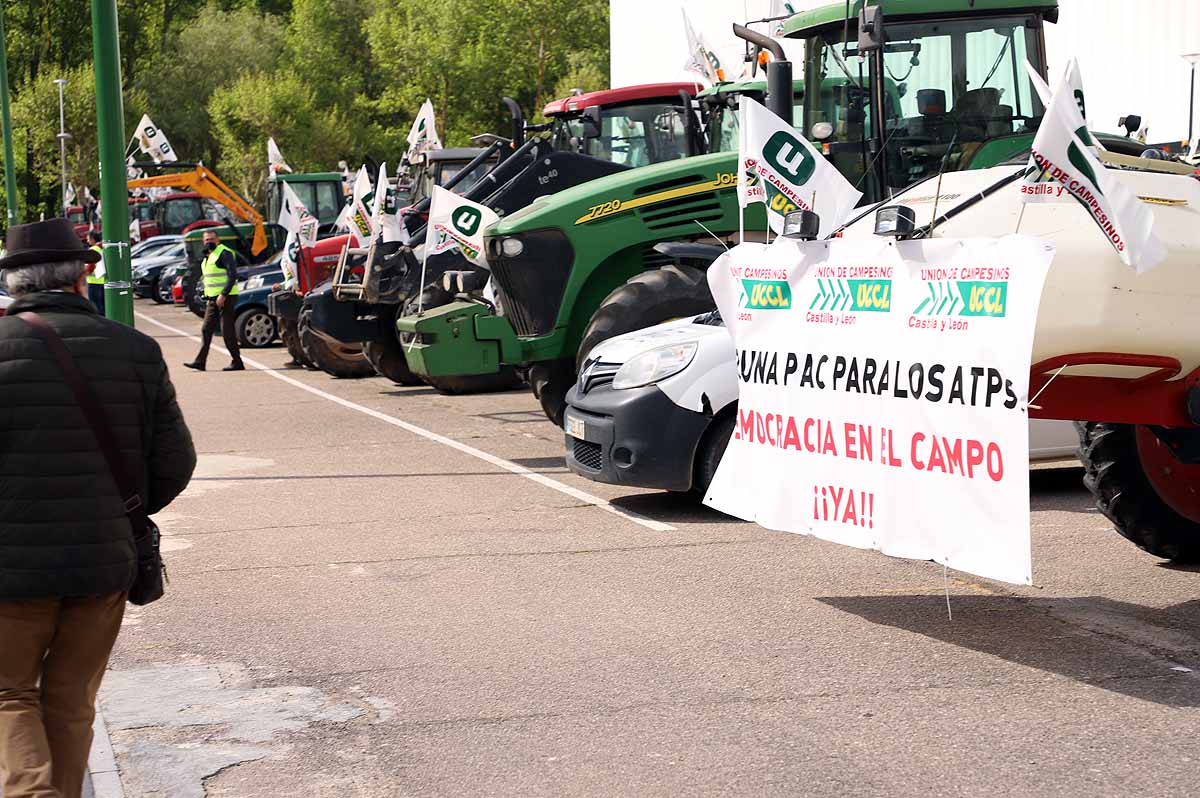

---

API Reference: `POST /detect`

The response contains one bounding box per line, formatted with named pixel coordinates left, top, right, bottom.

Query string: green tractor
left=400, top=0, right=1068, bottom=425
left=266, top=172, right=347, bottom=234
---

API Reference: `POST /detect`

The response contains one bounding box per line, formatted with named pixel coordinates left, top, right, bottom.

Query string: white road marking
left=136, top=311, right=675, bottom=533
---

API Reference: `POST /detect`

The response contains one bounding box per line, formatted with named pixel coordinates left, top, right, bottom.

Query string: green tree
left=208, top=71, right=350, bottom=203
left=128, top=2, right=285, bottom=168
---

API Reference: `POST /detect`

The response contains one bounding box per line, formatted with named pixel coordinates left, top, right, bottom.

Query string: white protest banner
left=134, top=114, right=178, bottom=163
left=1020, top=61, right=1165, bottom=272
left=405, top=99, right=442, bottom=163
left=347, top=166, right=375, bottom=247
left=740, top=97, right=861, bottom=238
left=371, top=162, right=403, bottom=243
left=426, top=185, right=497, bottom=267
left=703, top=235, right=1054, bottom=585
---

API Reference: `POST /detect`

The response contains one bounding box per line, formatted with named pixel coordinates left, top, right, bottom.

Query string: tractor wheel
left=297, top=306, right=376, bottom=379
left=363, top=335, right=423, bottom=386
left=1076, top=421, right=1200, bottom=562
left=692, top=411, right=736, bottom=497
left=398, top=290, right=523, bottom=396
left=235, top=306, right=277, bottom=349
left=529, top=360, right=576, bottom=427
left=280, top=318, right=311, bottom=368
left=576, top=264, right=714, bottom=371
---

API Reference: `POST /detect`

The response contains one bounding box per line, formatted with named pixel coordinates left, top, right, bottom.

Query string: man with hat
left=0, top=218, right=196, bottom=798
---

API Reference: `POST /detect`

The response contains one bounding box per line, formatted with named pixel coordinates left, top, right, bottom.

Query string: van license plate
left=565, top=413, right=587, bottom=440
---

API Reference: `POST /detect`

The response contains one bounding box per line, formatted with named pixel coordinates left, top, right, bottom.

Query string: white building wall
left=611, top=0, right=1200, bottom=143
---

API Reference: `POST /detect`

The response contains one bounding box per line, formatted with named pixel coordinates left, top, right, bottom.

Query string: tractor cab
left=544, top=83, right=703, bottom=166
left=129, top=199, right=158, bottom=240
left=783, top=0, right=1058, bottom=201
left=697, top=77, right=806, bottom=153
left=406, top=148, right=499, bottom=205
left=65, top=206, right=91, bottom=241
left=266, top=173, right=346, bottom=235
left=154, top=192, right=209, bottom=235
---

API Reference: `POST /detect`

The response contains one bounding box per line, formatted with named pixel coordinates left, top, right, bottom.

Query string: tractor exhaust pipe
left=732, top=23, right=792, bottom=124
left=502, top=96, right=524, bottom=150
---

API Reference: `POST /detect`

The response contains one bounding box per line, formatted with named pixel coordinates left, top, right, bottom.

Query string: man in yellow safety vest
left=84, top=231, right=105, bottom=315
left=184, top=229, right=243, bottom=371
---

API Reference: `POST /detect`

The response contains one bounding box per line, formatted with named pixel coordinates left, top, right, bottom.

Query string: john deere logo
left=741, top=279, right=791, bottom=310
left=452, top=207, right=482, bottom=236
left=763, top=131, right=815, bottom=185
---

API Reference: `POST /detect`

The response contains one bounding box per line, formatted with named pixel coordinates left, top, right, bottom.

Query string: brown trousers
left=0, top=593, right=125, bottom=798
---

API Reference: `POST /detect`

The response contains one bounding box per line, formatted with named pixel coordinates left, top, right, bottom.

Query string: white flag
left=268, top=137, right=293, bottom=174
left=279, top=181, right=319, bottom=247
left=371, top=162, right=404, bottom=243
left=129, top=217, right=141, bottom=243
left=738, top=97, right=862, bottom=238
left=347, top=166, right=375, bottom=247
left=63, top=182, right=76, bottom=206
left=1020, top=61, right=1166, bottom=273
left=681, top=9, right=720, bottom=85
left=405, top=100, right=442, bottom=163
left=134, top=114, right=178, bottom=163
left=426, top=185, right=497, bottom=267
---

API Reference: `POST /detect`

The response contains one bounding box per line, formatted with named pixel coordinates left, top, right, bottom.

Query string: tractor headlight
left=612, top=341, right=698, bottom=390
left=499, top=236, right=524, bottom=258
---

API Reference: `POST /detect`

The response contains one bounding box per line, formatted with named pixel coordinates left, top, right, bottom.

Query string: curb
left=86, top=701, right=125, bottom=798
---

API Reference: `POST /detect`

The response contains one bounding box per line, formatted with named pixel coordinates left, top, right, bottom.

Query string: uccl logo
left=741, top=279, right=791, bottom=310
left=451, top=207, right=482, bottom=237
left=763, top=131, right=815, bottom=185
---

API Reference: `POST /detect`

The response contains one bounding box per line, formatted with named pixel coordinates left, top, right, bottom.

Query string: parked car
left=232, top=260, right=286, bottom=348
left=563, top=313, right=1080, bottom=497
left=130, top=234, right=183, bottom=260
left=131, top=240, right=189, bottom=302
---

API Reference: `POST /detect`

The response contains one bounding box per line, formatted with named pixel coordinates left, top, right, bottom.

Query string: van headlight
left=611, top=341, right=698, bottom=389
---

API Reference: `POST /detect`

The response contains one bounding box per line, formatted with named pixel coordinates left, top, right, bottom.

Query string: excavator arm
left=128, top=166, right=268, bottom=254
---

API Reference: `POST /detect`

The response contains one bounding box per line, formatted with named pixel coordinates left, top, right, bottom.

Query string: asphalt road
left=98, top=300, right=1200, bottom=798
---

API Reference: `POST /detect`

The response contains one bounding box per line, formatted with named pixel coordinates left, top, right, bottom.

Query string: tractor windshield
left=706, top=94, right=804, bottom=153
left=552, top=102, right=691, bottom=167
left=803, top=13, right=1047, bottom=198
left=160, top=198, right=204, bottom=234
left=67, top=210, right=86, bottom=225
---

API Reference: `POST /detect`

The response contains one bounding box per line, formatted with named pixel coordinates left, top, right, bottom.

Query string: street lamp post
left=54, top=78, right=70, bottom=217
left=0, top=7, right=19, bottom=227
left=91, top=0, right=133, bottom=326
left=1184, top=53, right=1200, bottom=147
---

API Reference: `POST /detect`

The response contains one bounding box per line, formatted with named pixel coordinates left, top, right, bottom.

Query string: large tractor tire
left=363, top=336, right=423, bottom=386
left=1076, top=421, right=1200, bottom=562
left=297, top=306, right=376, bottom=379
left=398, top=290, right=523, bottom=396
left=526, top=263, right=717, bottom=426
left=280, top=317, right=312, bottom=368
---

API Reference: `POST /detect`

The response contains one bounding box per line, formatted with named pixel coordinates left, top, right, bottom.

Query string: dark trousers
left=195, top=297, right=242, bottom=367
left=86, top=283, right=105, bottom=316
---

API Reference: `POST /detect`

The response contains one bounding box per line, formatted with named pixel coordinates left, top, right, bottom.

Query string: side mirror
left=1119, top=114, right=1142, bottom=137
left=858, top=6, right=885, bottom=52
left=582, top=106, right=603, bottom=137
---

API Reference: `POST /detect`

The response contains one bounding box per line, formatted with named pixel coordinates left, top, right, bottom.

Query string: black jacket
left=0, top=292, right=196, bottom=599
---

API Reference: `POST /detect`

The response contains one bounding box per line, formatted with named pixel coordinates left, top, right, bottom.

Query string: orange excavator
left=127, top=165, right=267, bottom=254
